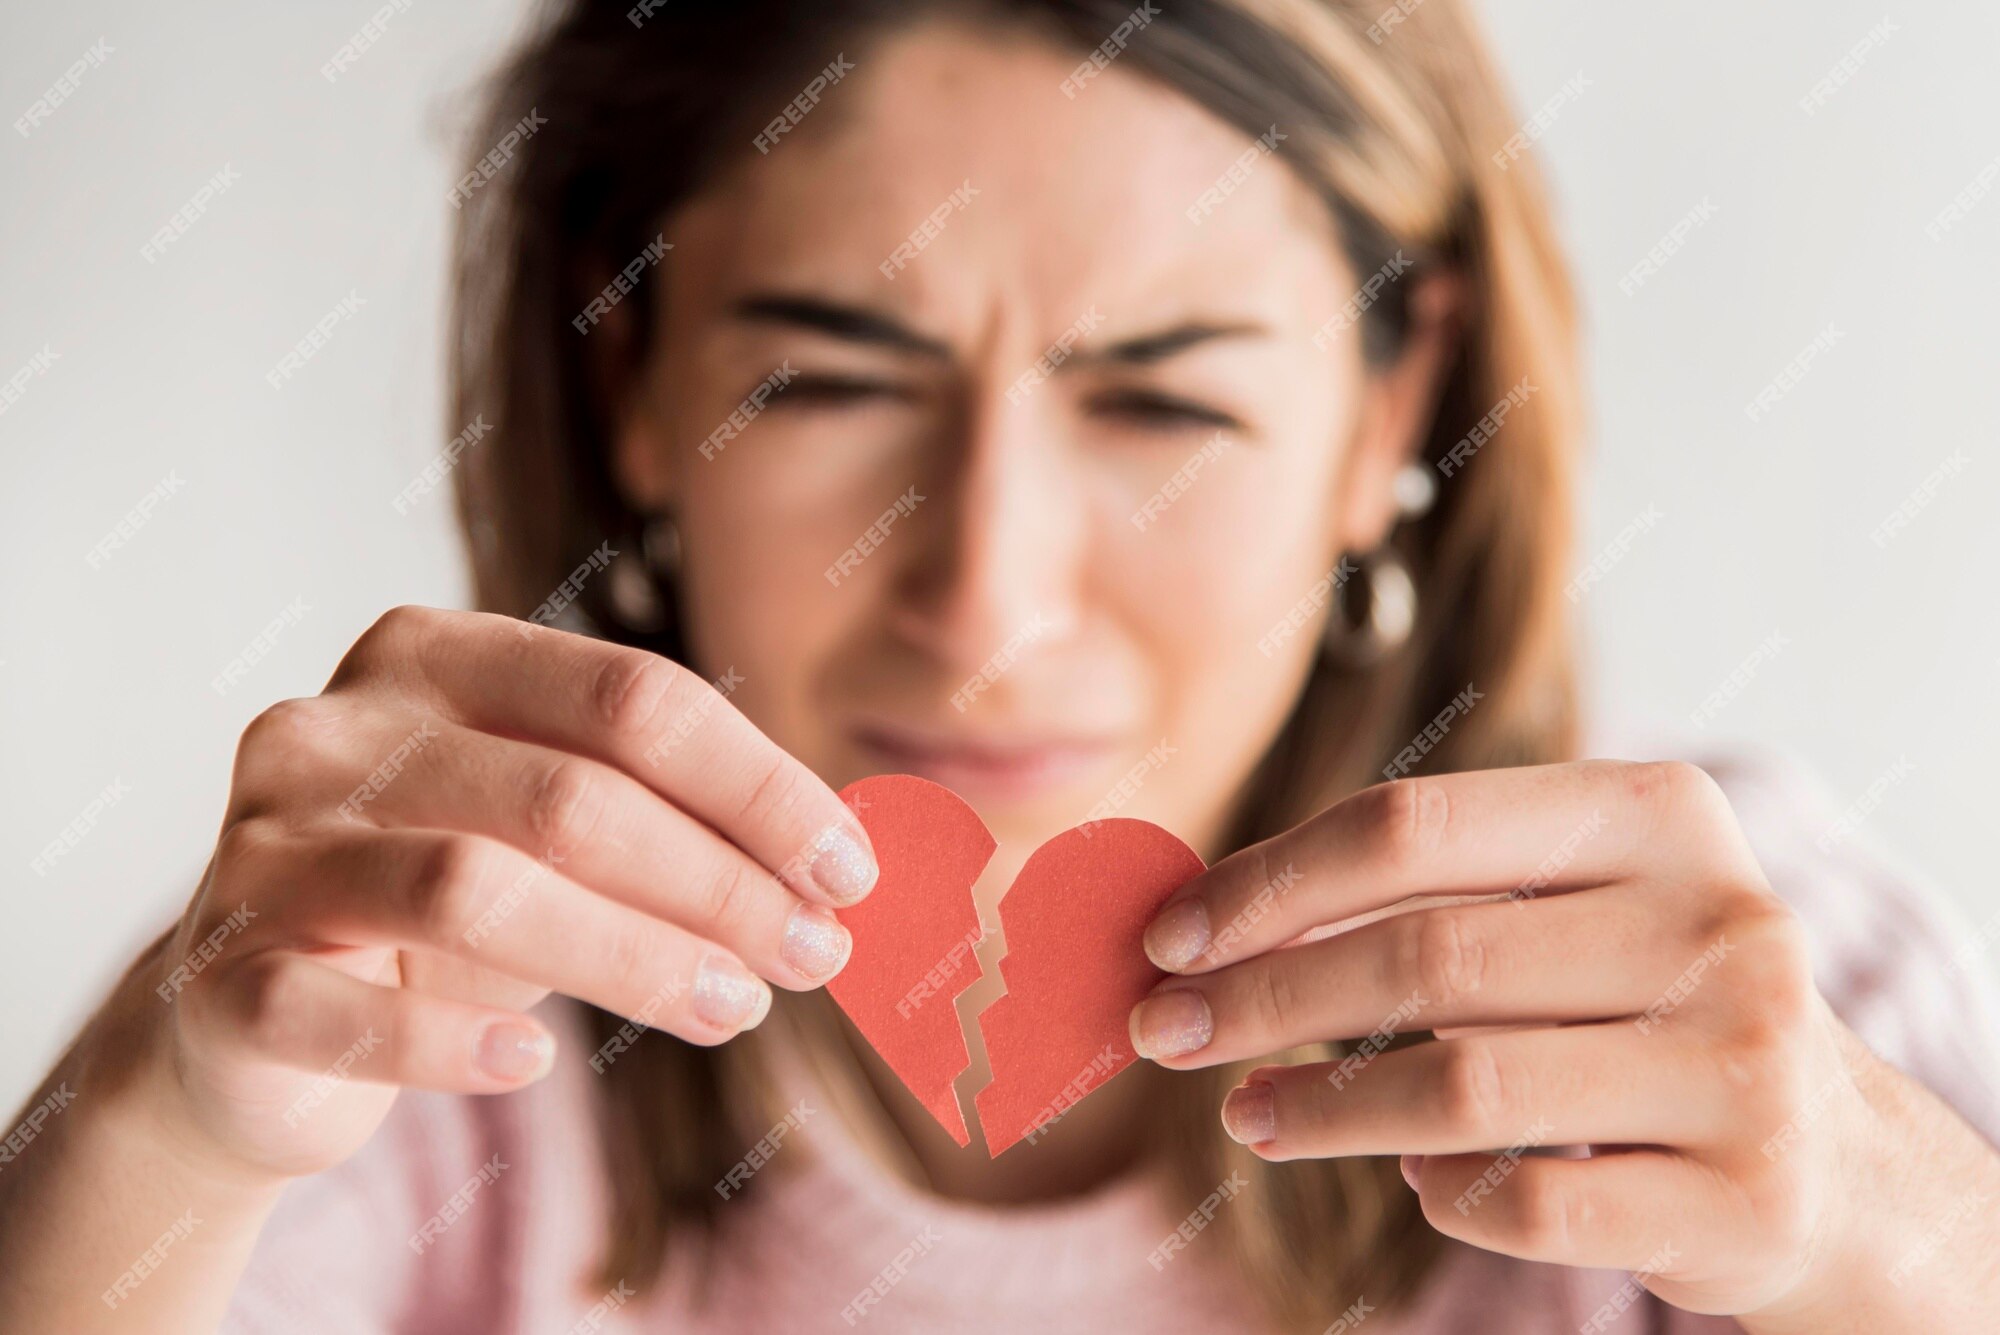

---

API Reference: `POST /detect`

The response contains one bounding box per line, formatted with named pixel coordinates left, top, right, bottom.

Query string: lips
left=849, top=717, right=1124, bottom=801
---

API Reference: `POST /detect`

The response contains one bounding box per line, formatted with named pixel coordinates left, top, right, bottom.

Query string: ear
left=611, top=376, right=676, bottom=515
left=1332, top=270, right=1464, bottom=551
left=598, top=286, right=677, bottom=516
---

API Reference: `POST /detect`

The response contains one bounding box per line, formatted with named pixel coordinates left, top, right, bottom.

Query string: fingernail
left=1144, top=898, right=1210, bottom=972
left=1221, top=1080, right=1276, bottom=1145
left=476, top=1021, right=555, bottom=1082
left=810, top=823, right=878, bottom=906
left=1129, top=989, right=1213, bottom=1060
left=1399, top=1153, right=1425, bottom=1193
left=781, top=904, right=852, bottom=984
left=693, top=954, right=771, bottom=1031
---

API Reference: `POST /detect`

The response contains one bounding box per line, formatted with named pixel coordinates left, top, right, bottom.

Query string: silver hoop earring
left=1322, top=462, right=1430, bottom=664
left=641, top=513, right=683, bottom=576
left=606, top=513, right=680, bottom=632
left=1321, top=546, right=1416, bottom=665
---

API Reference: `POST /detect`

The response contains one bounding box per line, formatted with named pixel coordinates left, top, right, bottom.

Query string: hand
left=1128, top=760, right=2000, bottom=1329
left=127, top=605, right=876, bottom=1182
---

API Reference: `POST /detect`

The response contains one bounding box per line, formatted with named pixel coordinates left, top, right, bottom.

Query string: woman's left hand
left=1130, top=760, right=2000, bottom=1332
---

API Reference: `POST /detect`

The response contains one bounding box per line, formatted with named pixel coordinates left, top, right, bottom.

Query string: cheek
left=668, top=449, right=886, bottom=727
left=1100, top=428, right=1348, bottom=666
left=1091, top=433, right=1348, bottom=769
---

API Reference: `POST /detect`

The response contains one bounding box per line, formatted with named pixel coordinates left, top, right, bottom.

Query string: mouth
left=848, top=716, right=1125, bottom=802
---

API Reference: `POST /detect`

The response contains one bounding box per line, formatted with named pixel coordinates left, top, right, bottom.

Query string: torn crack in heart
left=827, top=774, right=1205, bottom=1157
left=824, top=775, right=991, bottom=1146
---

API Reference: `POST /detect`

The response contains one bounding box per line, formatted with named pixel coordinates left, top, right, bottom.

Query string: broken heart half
left=826, top=774, right=1205, bottom=1157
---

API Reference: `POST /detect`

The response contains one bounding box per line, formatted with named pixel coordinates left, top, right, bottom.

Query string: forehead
left=664, top=18, right=1349, bottom=343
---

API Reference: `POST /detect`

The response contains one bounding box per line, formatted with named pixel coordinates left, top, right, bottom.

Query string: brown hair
left=448, top=0, right=1582, bottom=1326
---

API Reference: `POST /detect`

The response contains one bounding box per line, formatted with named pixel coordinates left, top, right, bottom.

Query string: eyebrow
left=732, top=295, right=953, bottom=358
left=731, top=292, right=1268, bottom=367
left=1085, top=321, right=1268, bottom=365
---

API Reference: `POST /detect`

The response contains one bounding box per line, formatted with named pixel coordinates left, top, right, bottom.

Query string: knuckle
left=1724, top=1006, right=1799, bottom=1071
left=597, top=911, right=662, bottom=995
left=704, top=859, right=778, bottom=939
left=1359, top=778, right=1450, bottom=876
left=1436, top=1041, right=1510, bottom=1138
left=1411, top=910, right=1486, bottom=1009
left=525, top=758, right=604, bottom=858
left=1211, top=843, right=1282, bottom=959
left=234, top=956, right=308, bottom=1054
left=409, top=835, right=495, bottom=945
left=1239, top=842, right=1279, bottom=905
left=1735, top=1158, right=1817, bottom=1257
left=1244, top=960, right=1308, bottom=1040
left=1736, top=896, right=1810, bottom=964
left=1507, top=1174, right=1579, bottom=1254
left=236, top=697, right=333, bottom=765
left=1726, top=1039, right=1809, bottom=1127
left=1686, top=879, right=1769, bottom=947
left=1722, top=1002, right=1817, bottom=1118
left=377, top=602, right=438, bottom=631
left=1618, top=759, right=1678, bottom=802
left=214, top=815, right=283, bottom=876
left=1705, top=927, right=1817, bottom=1071
left=1636, top=760, right=1731, bottom=822
left=370, top=603, right=441, bottom=647
left=338, top=605, right=438, bottom=678
left=741, top=750, right=814, bottom=837
left=230, top=700, right=343, bottom=818
left=1727, top=901, right=1816, bottom=1023
left=591, top=650, right=682, bottom=743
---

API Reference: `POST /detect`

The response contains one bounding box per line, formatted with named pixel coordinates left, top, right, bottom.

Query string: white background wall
left=3, top=0, right=1996, bottom=1110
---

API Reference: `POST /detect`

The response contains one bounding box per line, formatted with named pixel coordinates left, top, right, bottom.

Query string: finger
left=1408, top=1147, right=1718, bottom=1276
left=217, top=952, right=561, bottom=1094
left=1144, top=759, right=1746, bottom=973
left=351, top=720, right=852, bottom=990
left=1133, top=886, right=1708, bottom=1067
left=256, top=825, right=772, bottom=1043
left=330, top=607, right=878, bottom=907
left=1214, top=1024, right=1733, bottom=1160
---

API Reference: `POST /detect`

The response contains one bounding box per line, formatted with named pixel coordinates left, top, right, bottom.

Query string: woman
left=5, top=0, right=1997, bottom=1330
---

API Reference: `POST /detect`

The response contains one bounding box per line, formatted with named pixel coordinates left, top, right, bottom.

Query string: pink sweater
left=221, top=753, right=2000, bottom=1334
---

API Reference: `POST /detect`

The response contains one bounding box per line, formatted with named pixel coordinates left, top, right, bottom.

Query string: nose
left=891, top=388, right=1088, bottom=675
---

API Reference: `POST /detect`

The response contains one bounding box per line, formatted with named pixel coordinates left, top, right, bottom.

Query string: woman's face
left=615, top=18, right=1440, bottom=867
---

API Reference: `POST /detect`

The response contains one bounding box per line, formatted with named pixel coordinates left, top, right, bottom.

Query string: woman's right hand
left=131, top=604, right=875, bottom=1182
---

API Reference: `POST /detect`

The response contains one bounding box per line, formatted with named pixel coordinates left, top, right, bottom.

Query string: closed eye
left=1087, top=388, right=1245, bottom=434
left=776, top=372, right=909, bottom=408
left=770, top=376, right=1244, bottom=434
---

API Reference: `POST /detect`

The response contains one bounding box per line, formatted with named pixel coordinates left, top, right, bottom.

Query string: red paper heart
left=828, top=774, right=1205, bottom=1157
left=824, top=775, right=991, bottom=1146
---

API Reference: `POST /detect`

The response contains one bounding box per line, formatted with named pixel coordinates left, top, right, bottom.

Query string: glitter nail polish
left=781, top=904, right=852, bottom=983
left=1144, top=898, right=1211, bottom=972
left=1130, top=989, right=1214, bottom=1059
left=809, top=823, right=879, bottom=906
left=475, top=1022, right=555, bottom=1082
left=1222, top=1080, right=1276, bottom=1145
left=693, top=955, right=770, bottom=1030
